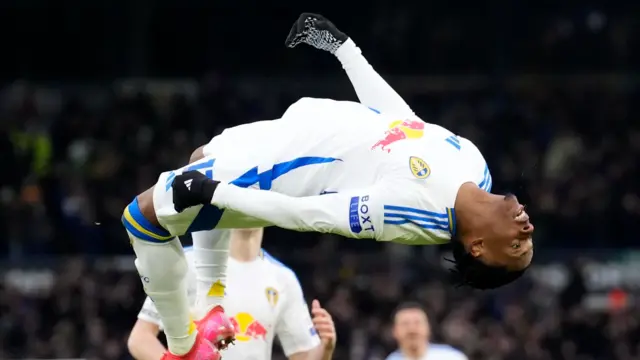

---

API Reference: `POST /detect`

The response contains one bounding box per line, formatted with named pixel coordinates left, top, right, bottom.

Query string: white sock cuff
left=192, top=229, right=231, bottom=248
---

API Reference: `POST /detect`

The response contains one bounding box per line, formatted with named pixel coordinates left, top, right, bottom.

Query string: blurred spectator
left=385, top=302, right=467, bottom=360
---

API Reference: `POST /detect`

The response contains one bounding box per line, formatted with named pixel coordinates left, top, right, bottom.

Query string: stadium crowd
left=2, top=243, right=640, bottom=360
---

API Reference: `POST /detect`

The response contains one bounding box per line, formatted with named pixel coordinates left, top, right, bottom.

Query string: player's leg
left=184, top=146, right=231, bottom=319
left=145, top=160, right=237, bottom=355
left=122, top=188, right=197, bottom=356
left=191, top=229, right=230, bottom=320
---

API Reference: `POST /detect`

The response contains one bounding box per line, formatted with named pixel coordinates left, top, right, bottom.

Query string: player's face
left=393, top=309, right=430, bottom=348
left=478, top=194, right=534, bottom=270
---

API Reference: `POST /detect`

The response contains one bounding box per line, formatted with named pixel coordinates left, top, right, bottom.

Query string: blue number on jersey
left=165, top=159, right=215, bottom=191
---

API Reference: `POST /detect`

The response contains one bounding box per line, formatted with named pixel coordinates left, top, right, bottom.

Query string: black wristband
left=200, top=178, right=219, bottom=204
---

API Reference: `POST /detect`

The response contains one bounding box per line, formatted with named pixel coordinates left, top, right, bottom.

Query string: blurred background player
left=385, top=303, right=467, bottom=360
left=128, top=228, right=336, bottom=360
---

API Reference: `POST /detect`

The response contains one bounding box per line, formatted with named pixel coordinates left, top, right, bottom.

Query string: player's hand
left=311, top=299, right=336, bottom=351
left=285, top=13, right=348, bottom=54
left=172, top=171, right=219, bottom=212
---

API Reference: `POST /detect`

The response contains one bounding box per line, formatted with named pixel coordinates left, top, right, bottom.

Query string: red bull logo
left=371, top=119, right=425, bottom=153
left=230, top=312, right=268, bottom=342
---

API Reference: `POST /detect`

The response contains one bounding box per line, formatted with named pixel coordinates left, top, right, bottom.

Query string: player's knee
left=126, top=332, right=139, bottom=355
left=189, top=145, right=206, bottom=164
left=127, top=321, right=160, bottom=358
left=122, top=189, right=173, bottom=243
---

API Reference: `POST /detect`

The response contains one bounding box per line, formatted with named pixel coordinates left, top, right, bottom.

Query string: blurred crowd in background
left=3, top=247, right=640, bottom=360
left=2, top=1, right=640, bottom=360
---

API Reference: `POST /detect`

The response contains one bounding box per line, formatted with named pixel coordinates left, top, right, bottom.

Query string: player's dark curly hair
left=446, top=235, right=528, bottom=290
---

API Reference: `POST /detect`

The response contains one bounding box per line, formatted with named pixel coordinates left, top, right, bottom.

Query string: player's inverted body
left=122, top=13, right=534, bottom=360
left=153, top=98, right=488, bottom=242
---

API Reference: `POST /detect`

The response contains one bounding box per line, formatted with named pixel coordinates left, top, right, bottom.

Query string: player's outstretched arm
left=213, top=182, right=381, bottom=239
left=172, top=171, right=384, bottom=240
left=309, top=300, right=337, bottom=360
left=128, top=300, right=165, bottom=360
left=286, top=13, right=415, bottom=118
left=275, top=267, right=335, bottom=360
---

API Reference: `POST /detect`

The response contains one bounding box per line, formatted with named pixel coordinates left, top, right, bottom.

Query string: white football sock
left=130, top=234, right=196, bottom=355
left=191, top=230, right=230, bottom=319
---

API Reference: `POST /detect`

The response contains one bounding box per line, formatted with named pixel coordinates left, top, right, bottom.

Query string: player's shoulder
left=261, top=250, right=301, bottom=287
left=384, top=351, right=403, bottom=360
left=457, top=136, right=491, bottom=191
left=261, top=250, right=296, bottom=276
left=427, top=344, right=468, bottom=360
left=386, top=344, right=466, bottom=360
left=456, top=135, right=487, bottom=166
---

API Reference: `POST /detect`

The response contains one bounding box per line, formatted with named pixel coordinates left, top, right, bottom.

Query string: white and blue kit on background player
left=121, top=39, right=492, bottom=245
left=138, top=244, right=321, bottom=360
left=386, top=344, right=468, bottom=360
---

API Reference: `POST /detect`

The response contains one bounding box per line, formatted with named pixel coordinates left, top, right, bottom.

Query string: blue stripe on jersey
left=384, top=213, right=449, bottom=227
left=186, top=156, right=341, bottom=233
left=477, top=165, right=493, bottom=192
left=383, top=205, right=449, bottom=218
left=447, top=208, right=457, bottom=235
left=478, top=165, right=489, bottom=188
left=445, top=136, right=461, bottom=150
left=368, top=107, right=381, bottom=114
left=259, top=157, right=341, bottom=190
left=165, top=159, right=216, bottom=191
left=384, top=205, right=450, bottom=232
left=384, top=218, right=450, bottom=231
left=230, top=156, right=341, bottom=191
left=165, top=172, right=176, bottom=191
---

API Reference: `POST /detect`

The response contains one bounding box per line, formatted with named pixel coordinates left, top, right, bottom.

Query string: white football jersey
left=385, top=344, right=468, bottom=360
left=152, top=98, right=492, bottom=245
left=137, top=248, right=320, bottom=360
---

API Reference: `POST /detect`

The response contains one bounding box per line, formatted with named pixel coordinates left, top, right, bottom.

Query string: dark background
left=1, top=1, right=640, bottom=359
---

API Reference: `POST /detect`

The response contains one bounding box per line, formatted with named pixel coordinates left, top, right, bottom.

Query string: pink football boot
left=160, top=331, right=221, bottom=360
left=195, top=305, right=236, bottom=350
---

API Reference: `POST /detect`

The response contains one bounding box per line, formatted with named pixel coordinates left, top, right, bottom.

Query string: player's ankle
left=167, top=331, right=198, bottom=355
left=167, top=330, right=198, bottom=356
